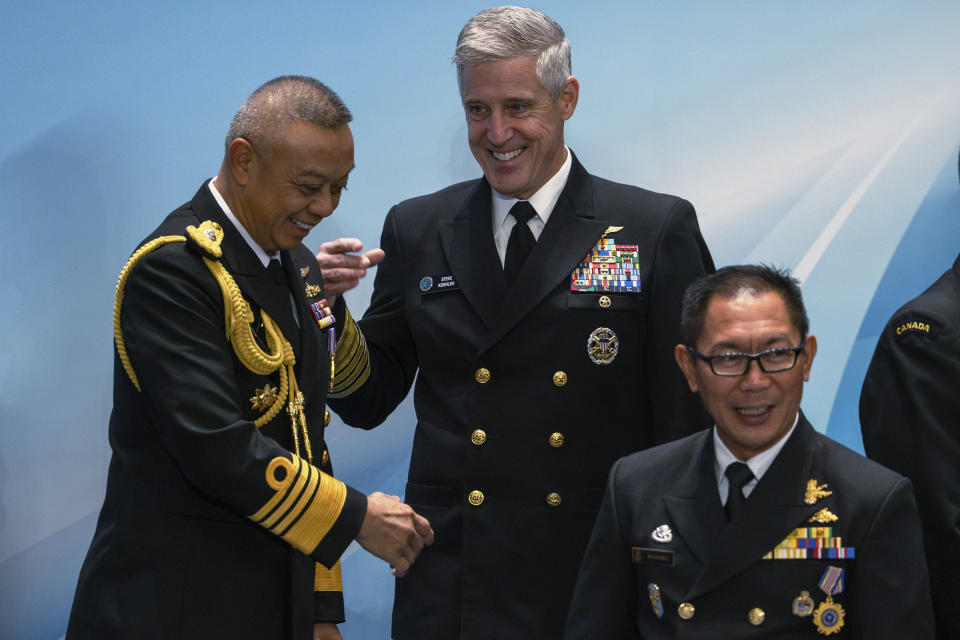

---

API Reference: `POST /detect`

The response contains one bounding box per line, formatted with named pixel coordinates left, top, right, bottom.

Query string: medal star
left=250, top=383, right=278, bottom=412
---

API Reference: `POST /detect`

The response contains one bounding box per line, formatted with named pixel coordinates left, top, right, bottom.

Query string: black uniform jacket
left=67, top=183, right=366, bottom=639
left=328, top=154, right=714, bottom=639
left=565, top=413, right=934, bottom=639
left=860, top=253, right=960, bottom=640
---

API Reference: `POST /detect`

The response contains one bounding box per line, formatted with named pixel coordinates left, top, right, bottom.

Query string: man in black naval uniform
left=320, top=7, right=714, bottom=639
left=67, top=76, right=432, bottom=640
left=860, top=151, right=960, bottom=640
left=566, top=265, right=934, bottom=639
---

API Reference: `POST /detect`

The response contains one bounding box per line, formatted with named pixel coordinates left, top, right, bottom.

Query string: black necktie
left=503, top=201, right=537, bottom=286
left=267, top=257, right=285, bottom=285
left=724, top=462, right=754, bottom=521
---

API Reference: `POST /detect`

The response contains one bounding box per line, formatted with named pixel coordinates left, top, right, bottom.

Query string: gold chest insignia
left=305, top=283, right=323, bottom=298
left=300, top=266, right=310, bottom=278
left=804, top=478, right=833, bottom=504
left=809, top=507, right=839, bottom=524
left=250, top=383, right=279, bottom=412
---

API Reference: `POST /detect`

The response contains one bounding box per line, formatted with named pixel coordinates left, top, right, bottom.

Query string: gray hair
left=224, top=75, right=352, bottom=156
left=453, top=6, right=571, bottom=100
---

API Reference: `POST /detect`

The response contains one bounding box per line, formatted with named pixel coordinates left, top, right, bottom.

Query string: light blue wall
left=2, top=2, right=959, bottom=637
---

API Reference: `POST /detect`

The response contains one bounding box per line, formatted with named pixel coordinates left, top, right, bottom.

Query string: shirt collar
left=208, top=179, right=278, bottom=268
left=491, top=146, right=573, bottom=234
left=713, top=410, right=800, bottom=485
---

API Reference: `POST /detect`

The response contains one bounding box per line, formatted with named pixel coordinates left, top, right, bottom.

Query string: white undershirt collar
left=208, top=179, right=278, bottom=268
left=491, top=146, right=572, bottom=264
left=714, top=410, right=800, bottom=502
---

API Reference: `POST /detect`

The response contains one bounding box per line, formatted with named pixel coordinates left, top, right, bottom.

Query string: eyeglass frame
left=685, top=338, right=807, bottom=376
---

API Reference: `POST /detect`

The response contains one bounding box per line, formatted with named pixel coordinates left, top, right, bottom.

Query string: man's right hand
left=355, top=492, right=434, bottom=577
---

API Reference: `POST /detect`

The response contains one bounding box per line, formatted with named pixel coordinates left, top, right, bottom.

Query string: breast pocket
left=567, top=291, right=645, bottom=312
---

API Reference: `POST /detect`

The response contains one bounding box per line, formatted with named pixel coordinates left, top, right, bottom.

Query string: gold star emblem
left=804, top=479, right=833, bottom=505
left=305, top=283, right=323, bottom=298
left=249, top=383, right=278, bottom=412
left=809, top=507, right=839, bottom=524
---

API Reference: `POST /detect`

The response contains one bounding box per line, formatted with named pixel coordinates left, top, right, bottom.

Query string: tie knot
left=725, top=462, right=754, bottom=491
left=509, top=201, right=537, bottom=225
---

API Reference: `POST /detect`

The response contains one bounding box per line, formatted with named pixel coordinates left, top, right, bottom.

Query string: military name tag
left=632, top=547, right=676, bottom=566
left=419, top=274, right=459, bottom=293
left=570, top=236, right=641, bottom=294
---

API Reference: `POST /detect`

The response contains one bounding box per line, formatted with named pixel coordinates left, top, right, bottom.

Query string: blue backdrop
left=2, top=2, right=959, bottom=638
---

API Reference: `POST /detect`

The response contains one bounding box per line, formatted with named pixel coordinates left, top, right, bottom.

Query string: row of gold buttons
left=466, top=490, right=564, bottom=507
left=474, top=368, right=569, bottom=387
left=677, top=603, right=765, bottom=626
left=470, top=429, right=565, bottom=448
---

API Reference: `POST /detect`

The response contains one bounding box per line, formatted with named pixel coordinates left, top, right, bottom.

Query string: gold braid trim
left=115, top=220, right=314, bottom=459
left=251, top=455, right=347, bottom=555
left=315, top=561, right=343, bottom=592
left=328, top=306, right=371, bottom=398
left=113, top=235, right=188, bottom=391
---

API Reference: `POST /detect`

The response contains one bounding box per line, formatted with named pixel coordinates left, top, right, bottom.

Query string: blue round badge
left=419, top=276, right=434, bottom=292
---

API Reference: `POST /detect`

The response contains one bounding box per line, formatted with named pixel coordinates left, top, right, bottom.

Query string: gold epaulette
left=328, top=306, right=371, bottom=398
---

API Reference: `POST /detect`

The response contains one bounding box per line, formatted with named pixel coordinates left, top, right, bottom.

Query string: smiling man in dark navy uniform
left=67, top=76, right=432, bottom=640
left=319, top=6, right=714, bottom=639
left=565, top=265, right=933, bottom=639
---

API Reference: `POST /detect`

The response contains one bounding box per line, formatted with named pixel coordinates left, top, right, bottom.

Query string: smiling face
left=675, top=290, right=817, bottom=461
left=230, top=120, right=354, bottom=253
left=460, top=57, right=578, bottom=199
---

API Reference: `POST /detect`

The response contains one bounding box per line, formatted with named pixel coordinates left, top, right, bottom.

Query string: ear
left=558, top=76, right=579, bottom=120
left=674, top=343, right=700, bottom=392
left=800, top=335, right=817, bottom=382
left=227, top=137, right=256, bottom=187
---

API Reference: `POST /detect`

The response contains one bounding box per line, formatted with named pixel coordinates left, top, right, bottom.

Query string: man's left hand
left=314, top=622, right=343, bottom=640
left=315, top=237, right=385, bottom=306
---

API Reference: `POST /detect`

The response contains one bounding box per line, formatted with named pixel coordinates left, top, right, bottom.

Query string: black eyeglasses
left=686, top=339, right=806, bottom=376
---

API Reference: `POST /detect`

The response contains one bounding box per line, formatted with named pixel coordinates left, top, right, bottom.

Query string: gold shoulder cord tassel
left=115, top=220, right=315, bottom=460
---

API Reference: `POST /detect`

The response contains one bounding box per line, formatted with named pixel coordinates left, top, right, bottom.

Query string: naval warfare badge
left=587, top=327, right=619, bottom=365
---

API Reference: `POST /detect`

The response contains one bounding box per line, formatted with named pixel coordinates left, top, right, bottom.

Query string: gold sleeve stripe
left=262, top=459, right=315, bottom=530
left=280, top=469, right=347, bottom=554
left=314, top=561, right=343, bottom=592
left=250, top=454, right=348, bottom=555
left=270, top=464, right=321, bottom=534
left=329, top=306, right=370, bottom=398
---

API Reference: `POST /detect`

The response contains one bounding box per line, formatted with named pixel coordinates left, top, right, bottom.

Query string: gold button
left=553, top=371, right=567, bottom=387
left=549, top=432, right=565, bottom=448
left=468, top=490, right=485, bottom=506
left=321, top=449, right=329, bottom=466
left=678, top=602, right=695, bottom=620
left=475, top=368, right=491, bottom=383
left=471, top=429, right=487, bottom=445
left=599, top=295, right=612, bottom=308
left=748, top=608, right=765, bottom=626
left=546, top=492, right=562, bottom=507
left=323, top=410, right=331, bottom=427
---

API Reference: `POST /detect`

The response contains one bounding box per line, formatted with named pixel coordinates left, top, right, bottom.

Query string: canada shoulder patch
left=894, top=318, right=939, bottom=339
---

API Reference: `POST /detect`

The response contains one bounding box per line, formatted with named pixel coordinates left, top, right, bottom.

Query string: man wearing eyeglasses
left=565, top=264, right=933, bottom=639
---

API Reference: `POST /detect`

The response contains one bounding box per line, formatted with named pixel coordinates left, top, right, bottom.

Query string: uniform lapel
left=280, top=251, right=313, bottom=378
left=686, top=415, right=823, bottom=600
left=662, top=432, right=726, bottom=566
left=479, top=156, right=609, bottom=355
left=438, top=181, right=507, bottom=329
